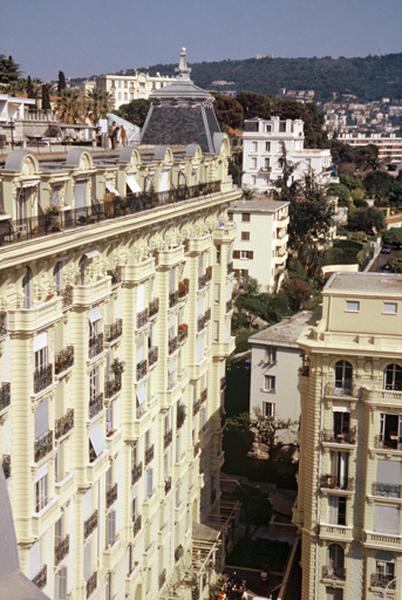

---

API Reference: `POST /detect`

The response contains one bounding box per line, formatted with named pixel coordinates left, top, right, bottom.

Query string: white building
left=242, top=116, right=333, bottom=191
left=228, top=196, right=289, bottom=292
left=96, top=72, right=175, bottom=109
left=249, top=311, right=313, bottom=428
left=338, top=132, right=402, bottom=164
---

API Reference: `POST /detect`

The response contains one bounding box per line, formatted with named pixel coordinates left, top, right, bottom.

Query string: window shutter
left=136, top=283, right=145, bottom=313
left=233, top=250, right=240, bottom=259
left=374, top=504, right=400, bottom=534
left=35, top=397, right=49, bottom=439
left=249, top=250, right=254, bottom=259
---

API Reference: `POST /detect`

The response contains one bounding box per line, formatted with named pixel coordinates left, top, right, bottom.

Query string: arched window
left=327, top=544, right=344, bottom=579
left=384, top=364, right=402, bottom=391
left=334, top=360, right=353, bottom=394
left=22, top=266, right=33, bottom=309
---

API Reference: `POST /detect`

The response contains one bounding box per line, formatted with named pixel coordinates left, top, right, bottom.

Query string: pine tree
left=26, top=76, right=34, bottom=98
left=42, top=84, right=51, bottom=111
left=0, top=55, right=21, bottom=92
left=57, top=71, right=66, bottom=94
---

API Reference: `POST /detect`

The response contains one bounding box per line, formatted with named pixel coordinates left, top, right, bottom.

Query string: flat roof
left=229, top=196, right=289, bottom=214
left=249, top=310, right=314, bottom=348
left=324, top=271, right=402, bottom=295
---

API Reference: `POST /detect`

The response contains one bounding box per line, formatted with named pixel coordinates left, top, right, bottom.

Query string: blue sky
left=1, top=0, right=402, bottom=80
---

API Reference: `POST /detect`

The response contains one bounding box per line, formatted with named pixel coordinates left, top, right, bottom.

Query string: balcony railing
left=148, top=346, right=158, bottom=367
left=104, top=377, right=121, bottom=398
left=375, top=434, right=402, bottom=451
left=0, top=382, right=10, bottom=411
left=32, top=565, right=47, bottom=589
left=34, top=430, right=53, bottom=462
left=34, top=364, right=53, bottom=393
left=164, top=429, right=173, bottom=449
left=197, top=315, right=205, bottom=332
left=149, top=298, right=159, bottom=317
left=0, top=312, right=7, bottom=336
left=137, top=308, right=149, bottom=329
left=178, top=278, right=189, bottom=299
left=370, top=573, right=396, bottom=589
left=320, top=474, right=354, bottom=491
left=178, top=323, right=188, bottom=343
left=88, top=333, right=103, bottom=358
left=86, top=572, right=97, bottom=598
left=84, top=510, right=98, bottom=538
left=89, top=393, right=103, bottom=419
left=204, top=308, right=211, bottom=324
left=0, top=183, right=221, bottom=248
left=169, top=290, right=179, bottom=308
left=106, top=483, right=118, bottom=508
left=55, top=408, right=74, bottom=439
left=145, top=445, right=154, bottom=465
left=2, top=454, right=10, bottom=479
left=55, top=535, right=69, bottom=565
left=322, top=428, right=356, bottom=444
left=131, top=462, right=143, bottom=485
left=62, top=285, right=73, bottom=308
left=322, top=566, right=346, bottom=581
left=201, top=388, right=208, bottom=403
left=159, top=569, right=167, bottom=590
left=136, top=359, right=148, bottom=380
left=205, top=265, right=213, bottom=282
left=55, top=345, right=74, bottom=374
left=105, top=319, right=122, bottom=342
left=133, top=515, right=142, bottom=537
left=198, top=273, right=207, bottom=289
left=165, top=477, right=172, bottom=494
left=324, top=383, right=357, bottom=398
left=373, top=482, right=402, bottom=498
left=168, top=336, right=178, bottom=355
left=193, top=399, right=201, bottom=416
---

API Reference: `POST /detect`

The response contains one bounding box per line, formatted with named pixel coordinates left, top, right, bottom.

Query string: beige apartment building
left=295, top=271, right=402, bottom=600
left=0, top=52, right=239, bottom=600
left=96, top=72, right=175, bottom=109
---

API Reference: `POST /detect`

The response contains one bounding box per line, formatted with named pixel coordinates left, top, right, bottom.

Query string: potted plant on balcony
left=44, top=206, right=61, bottom=232
left=111, top=358, right=125, bottom=382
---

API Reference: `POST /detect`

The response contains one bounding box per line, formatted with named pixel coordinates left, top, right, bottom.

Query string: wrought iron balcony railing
left=2, top=454, right=10, bottom=479
left=137, top=308, right=149, bottom=329
left=55, top=408, right=74, bottom=439
left=145, top=445, right=154, bottom=465
left=89, top=393, right=103, bottom=419
left=373, top=482, right=402, bottom=499
left=133, top=515, right=142, bottom=537
left=205, top=265, right=213, bottom=282
left=320, top=474, right=354, bottom=491
left=84, top=510, right=98, bottom=538
left=164, top=477, right=172, bottom=494
left=370, top=573, right=396, bottom=589
left=136, top=359, right=148, bottom=380
left=55, top=345, right=74, bottom=374
left=32, top=565, right=47, bottom=589
left=105, top=319, right=122, bottom=342
left=0, top=382, right=10, bottom=411
left=159, top=569, right=166, bottom=590
left=178, top=323, right=188, bottom=343
left=169, top=290, right=179, bottom=308
left=106, top=483, right=118, bottom=508
left=34, top=364, right=53, bottom=393
left=149, top=298, right=159, bottom=317
left=131, top=462, right=143, bottom=485
left=322, top=566, right=346, bottom=581
left=178, top=278, right=189, bottom=298
left=104, top=378, right=122, bottom=398
left=148, top=346, right=158, bottom=367
left=86, top=572, right=97, bottom=598
left=168, top=336, right=178, bottom=355
left=164, top=429, right=173, bottom=448
left=34, top=430, right=53, bottom=462
left=55, top=535, right=70, bottom=565
left=88, top=333, right=103, bottom=358
left=322, top=428, right=356, bottom=444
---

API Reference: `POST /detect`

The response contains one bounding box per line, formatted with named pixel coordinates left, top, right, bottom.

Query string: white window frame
left=384, top=302, right=398, bottom=315
left=263, top=375, right=275, bottom=393
left=345, top=300, right=360, bottom=313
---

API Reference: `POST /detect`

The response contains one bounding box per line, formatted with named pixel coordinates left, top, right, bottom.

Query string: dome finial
left=175, top=47, right=192, bottom=80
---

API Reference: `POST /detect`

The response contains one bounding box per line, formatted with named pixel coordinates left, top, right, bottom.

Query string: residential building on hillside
left=295, top=271, right=402, bottom=600
left=338, top=132, right=402, bottom=164
left=249, top=311, right=313, bottom=433
left=228, top=196, right=289, bottom=292
left=0, top=49, right=240, bottom=600
left=242, top=116, right=334, bottom=192
left=96, top=72, right=175, bottom=109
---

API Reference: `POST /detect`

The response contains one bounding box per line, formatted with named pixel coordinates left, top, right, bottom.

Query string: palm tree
left=55, top=89, right=84, bottom=124
left=86, top=89, right=113, bottom=126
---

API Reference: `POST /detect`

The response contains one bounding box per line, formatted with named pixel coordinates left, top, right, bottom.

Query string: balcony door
left=380, top=413, right=402, bottom=450
left=384, top=364, right=402, bottom=391
left=331, top=451, right=349, bottom=489
left=334, top=361, right=352, bottom=395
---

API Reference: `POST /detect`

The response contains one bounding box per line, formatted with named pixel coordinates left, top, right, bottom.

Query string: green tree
left=55, top=89, right=84, bottom=124
left=364, top=170, right=394, bottom=199
left=382, top=228, right=402, bottom=248
left=26, top=76, right=34, bottom=98
left=253, top=415, right=297, bottom=461
left=326, top=182, right=351, bottom=205
left=0, top=55, right=21, bottom=92
left=347, top=206, right=385, bottom=234
left=86, top=89, right=113, bottom=126
left=282, top=278, right=312, bottom=311
left=41, top=84, right=51, bottom=111
left=212, top=93, right=244, bottom=129
left=57, top=70, right=67, bottom=94
left=116, top=99, right=150, bottom=127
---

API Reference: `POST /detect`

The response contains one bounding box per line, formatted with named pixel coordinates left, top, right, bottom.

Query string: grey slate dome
left=141, top=47, right=221, bottom=154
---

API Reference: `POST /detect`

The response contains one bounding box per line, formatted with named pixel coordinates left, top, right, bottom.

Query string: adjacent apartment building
left=338, top=132, right=402, bottom=165
left=0, top=50, right=239, bottom=600
left=242, top=116, right=333, bottom=192
left=96, top=72, right=175, bottom=110
left=228, top=196, right=289, bottom=292
left=295, top=271, right=402, bottom=600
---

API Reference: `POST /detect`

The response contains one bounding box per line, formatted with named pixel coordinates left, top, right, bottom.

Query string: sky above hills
left=2, top=0, right=402, bottom=80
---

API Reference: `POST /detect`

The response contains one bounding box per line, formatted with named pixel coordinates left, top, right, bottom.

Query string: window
left=55, top=566, right=68, bottom=600
left=146, top=468, right=153, bottom=497
left=89, top=365, right=100, bottom=402
left=345, top=300, right=360, bottom=312
left=241, top=231, right=250, bottom=241
left=334, top=361, right=353, bottom=394
left=330, top=451, right=349, bottom=489
left=264, top=375, right=275, bottom=392
left=374, top=555, right=395, bottom=588
left=379, top=413, right=402, bottom=450
left=35, top=472, right=48, bottom=512
left=264, top=158, right=270, bottom=169
left=242, top=213, right=250, bottom=222
left=374, top=504, right=400, bottom=534
left=251, top=157, right=257, bottom=169
left=327, top=544, right=344, bottom=579
left=251, top=142, right=257, bottom=152
left=265, top=347, right=276, bottom=365
left=22, top=267, right=33, bottom=308
left=279, top=121, right=286, bottom=132
left=384, top=364, right=402, bottom=391
left=262, top=401, right=275, bottom=417
left=326, top=587, right=343, bottom=600
left=265, top=142, right=271, bottom=152
left=328, top=496, right=346, bottom=526
left=54, top=261, right=63, bottom=295
left=265, top=124, right=271, bottom=133
left=384, top=302, right=397, bottom=314
left=333, top=411, right=350, bottom=438
left=106, top=510, right=116, bottom=547
left=240, top=250, right=253, bottom=259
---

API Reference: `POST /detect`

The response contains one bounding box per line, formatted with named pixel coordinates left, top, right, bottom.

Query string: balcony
left=374, top=434, right=402, bottom=452
left=55, top=535, right=69, bottom=565
left=55, top=408, right=74, bottom=439
left=148, top=346, right=158, bottom=367
left=133, top=515, right=142, bottom=537
left=226, top=299, right=233, bottom=312
left=204, top=308, right=211, bottom=324
left=62, top=286, right=73, bottom=309
left=0, top=382, right=10, bottom=411
left=145, top=445, right=154, bottom=465
left=0, top=312, right=7, bottom=336
left=164, top=429, right=173, bottom=449
left=55, top=345, right=74, bottom=374
left=104, top=377, right=121, bottom=398
left=364, top=530, right=402, bottom=550
left=197, top=315, right=205, bottom=332
left=193, top=399, right=201, bottom=416
left=136, top=359, right=148, bottom=380
left=84, top=510, right=98, bottom=538
left=88, top=333, right=103, bottom=359
left=106, top=483, right=118, bottom=508
left=205, top=266, right=213, bottom=282
left=324, top=383, right=358, bottom=399
left=165, top=477, right=172, bottom=494
left=105, top=319, right=122, bottom=342
left=178, top=279, right=189, bottom=299
left=198, top=273, right=207, bottom=289
left=131, top=462, right=143, bottom=485
left=137, top=308, right=149, bottom=329
left=201, top=388, right=208, bottom=403
left=86, top=572, right=97, bottom=598
left=178, top=323, right=188, bottom=343
left=319, top=524, right=353, bottom=543
left=168, top=336, right=178, bottom=355
left=370, top=573, right=396, bottom=589
left=89, top=393, right=103, bottom=419
left=169, top=290, right=179, bottom=308
left=322, top=428, right=356, bottom=445
left=159, top=569, right=166, bottom=590
left=373, top=482, right=402, bottom=499
left=34, top=364, right=53, bottom=393
left=320, top=474, right=354, bottom=491
left=107, top=268, right=121, bottom=287
left=34, top=430, right=53, bottom=462
left=322, top=566, right=345, bottom=581
left=149, top=298, right=159, bottom=317
left=32, top=565, right=47, bottom=589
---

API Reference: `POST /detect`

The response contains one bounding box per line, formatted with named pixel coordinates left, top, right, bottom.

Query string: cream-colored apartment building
left=295, top=271, right=402, bottom=600
left=96, top=72, right=175, bottom=109
left=0, top=53, right=239, bottom=600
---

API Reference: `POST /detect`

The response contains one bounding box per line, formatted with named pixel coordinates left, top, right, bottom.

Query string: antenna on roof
left=175, top=47, right=192, bottom=80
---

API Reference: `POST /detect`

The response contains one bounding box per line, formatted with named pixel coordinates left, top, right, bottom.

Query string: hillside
left=133, top=53, right=402, bottom=102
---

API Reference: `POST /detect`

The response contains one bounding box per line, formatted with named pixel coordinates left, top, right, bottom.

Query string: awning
left=126, top=175, right=141, bottom=194
left=136, top=383, right=147, bottom=405
left=34, top=463, right=48, bottom=483
left=88, top=305, right=102, bottom=323
left=33, top=331, right=48, bottom=352
left=0, top=214, right=11, bottom=222
left=89, top=421, right=106, bottom=457
left=105, top=181, right=119, bottom=196
left=20, top=180, right=40, bottom=188
left=331, top=406, right=350, bottom=413
left=84, top=250, right=100, bottom=260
